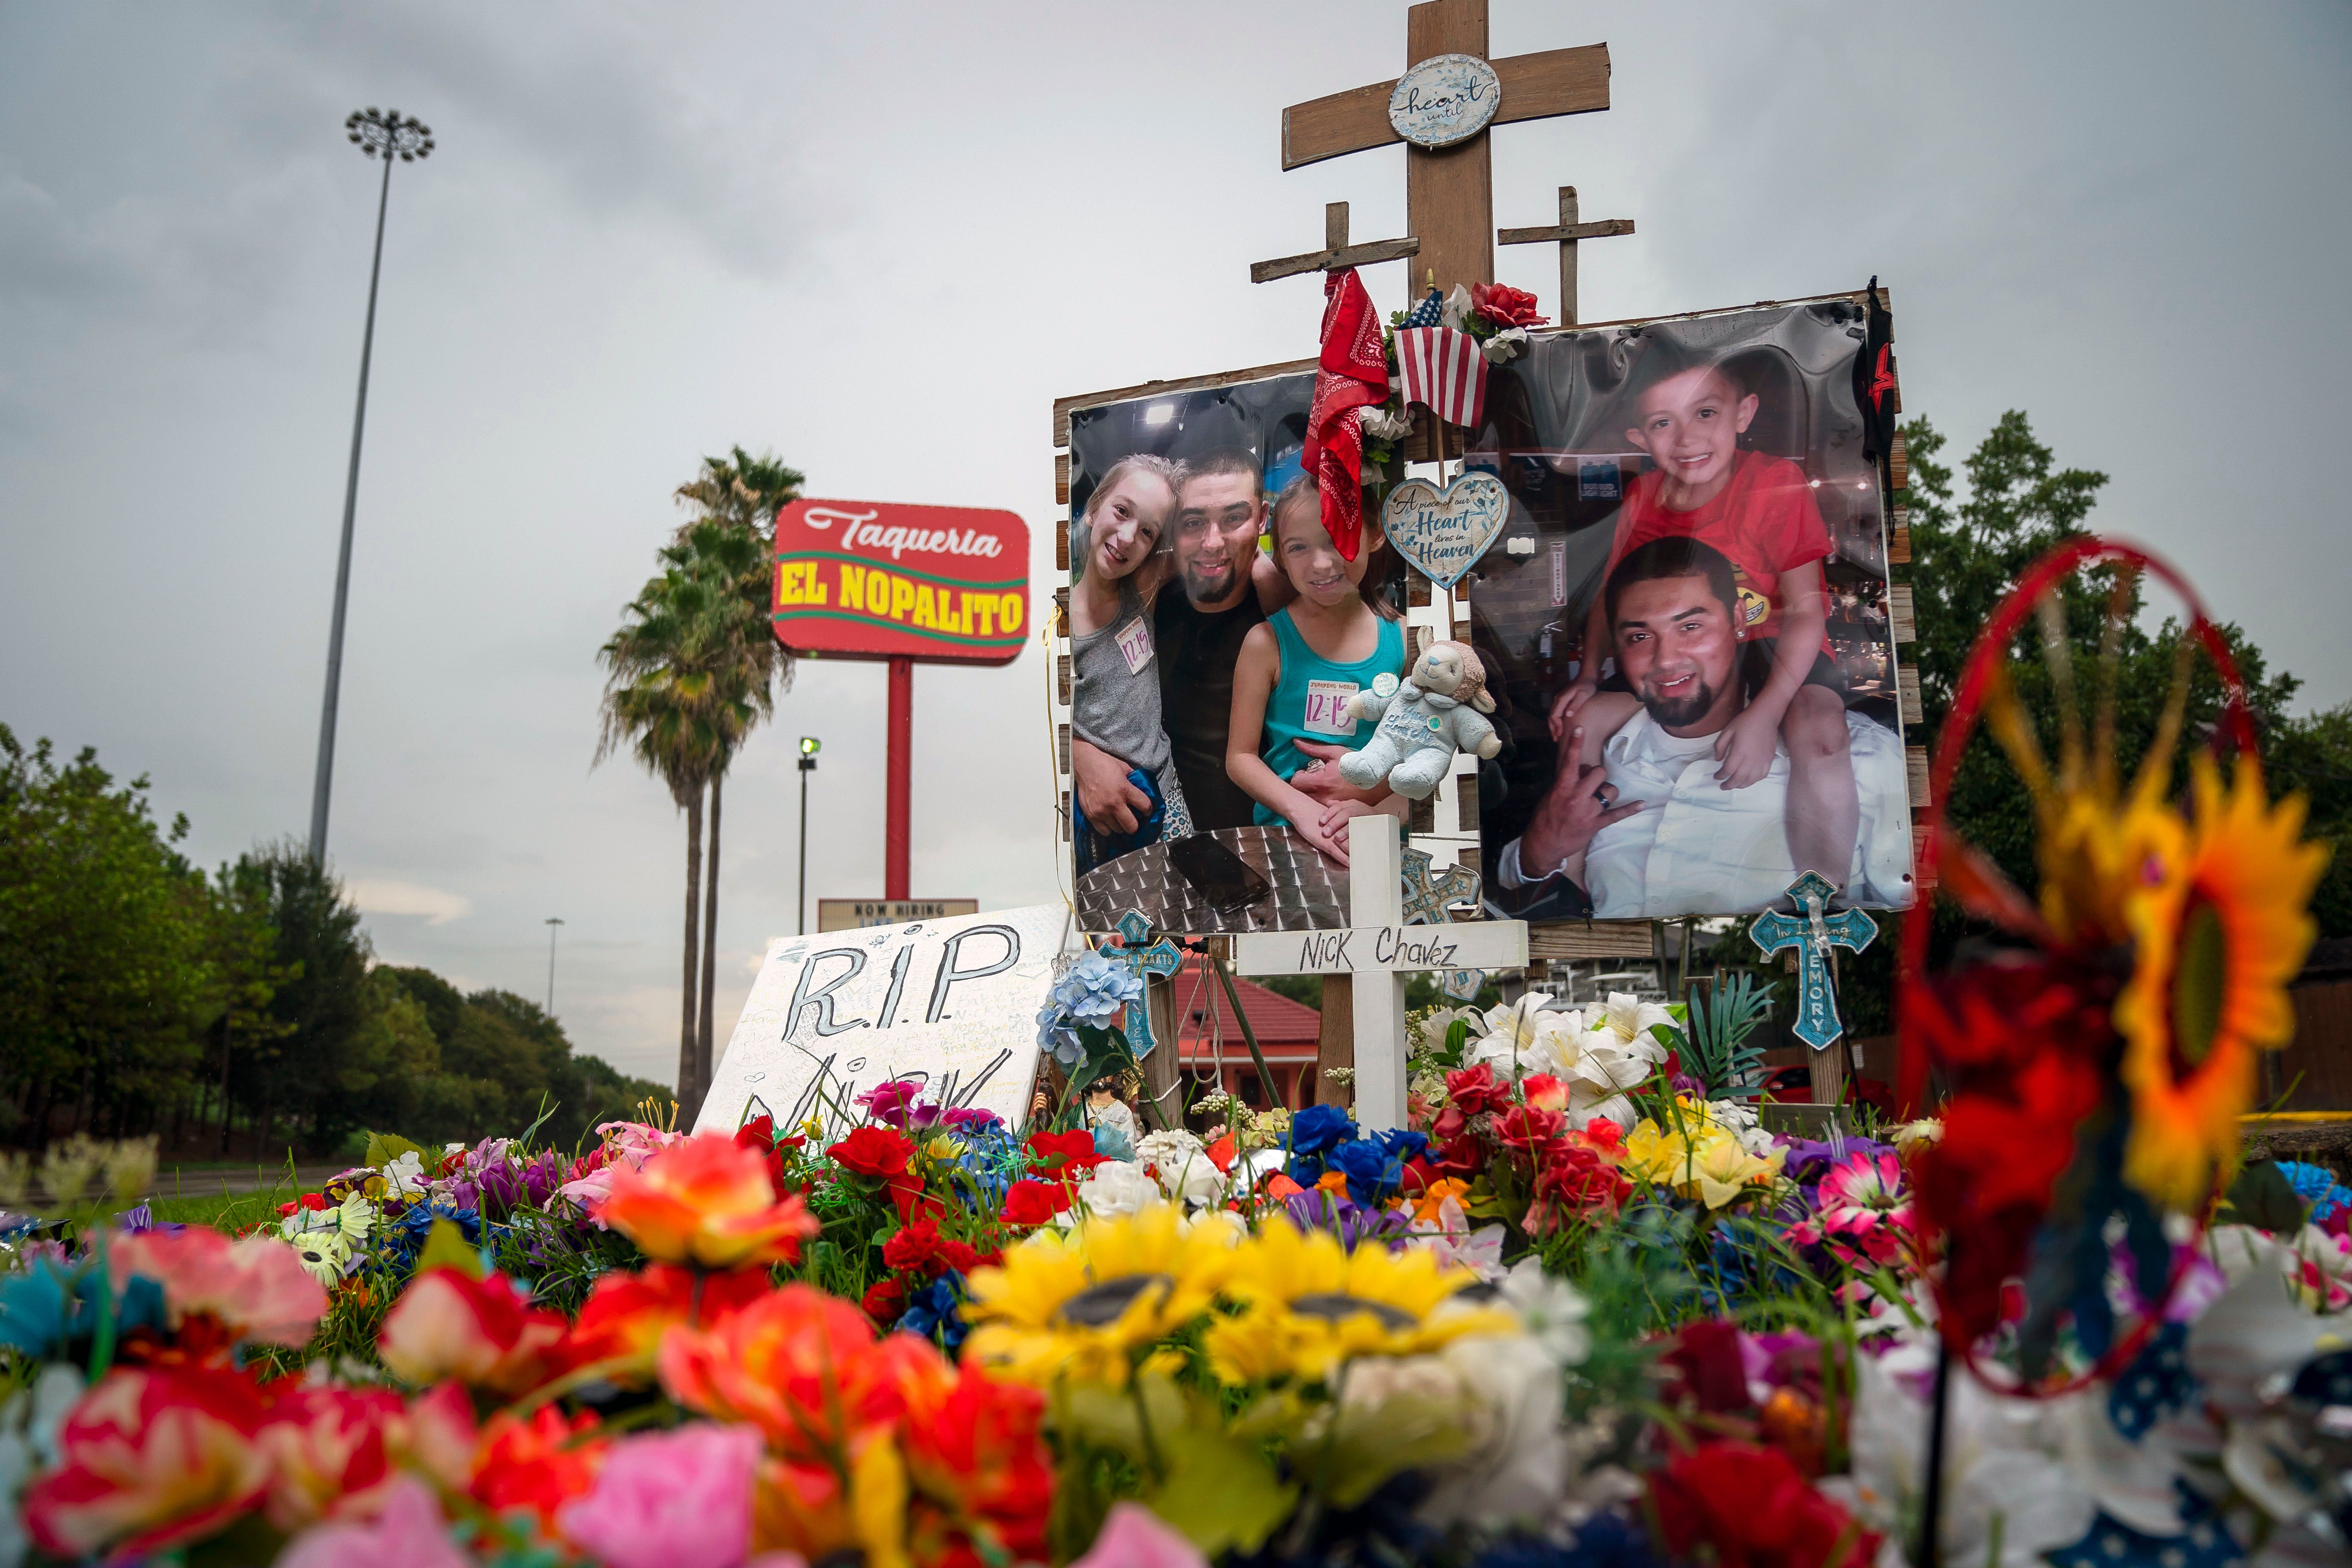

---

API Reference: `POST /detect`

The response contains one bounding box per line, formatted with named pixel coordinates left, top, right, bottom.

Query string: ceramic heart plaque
left=1380, top=471, right=1510, bottom=590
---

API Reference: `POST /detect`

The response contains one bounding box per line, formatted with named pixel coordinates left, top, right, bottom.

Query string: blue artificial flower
left=1093, top=1123, right=1136, bottom=1163
left=1291, top=1104, right=1356, bottom=1158
left=2279, top=1160, right=2351, bottom=1224
left=1034, top=997, right=1086, bottom=1067
left=0, top=1260, right=167, bottom=1359
left=1377, top=1128, right=1428, bottom=1166
left=1329, top=1138, right=1404, bottom=1205
left=898, top=1270, right=969, bottom=1353
left=1051, top=952, right=1142, bottom=1027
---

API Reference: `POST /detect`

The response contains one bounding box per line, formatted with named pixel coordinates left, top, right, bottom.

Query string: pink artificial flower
left=1791, top=1151, right=1915, bottom=1269
left=277, top=1474, right=473, bottom=1568
left=558, top=1120, right=687, bottom=1223
left=556, top=1422, right=762, bottom=1568
left=22, top=1365, right=271, bottom=1561
left=1069, top=1502, right=1210, bottom=1568
left=109, top=1225, right=329, bottom=1347
left=377, top=1266, right=568, bottom=1396
left=255, top=1384, right=407, bottom=1531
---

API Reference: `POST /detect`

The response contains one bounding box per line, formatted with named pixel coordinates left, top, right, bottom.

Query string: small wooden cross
left=1749, top=871, right=1877, bottom=1103
left=1234, top=819, right=1526, bottom=1130
left=1251, top=201, right=1422, bottom=285
left=1272, top=0, right=1615, bottom=299
left=1103, top=910, right=1185, bottom=1059
left=1498, top=186, right=1634, bottom=327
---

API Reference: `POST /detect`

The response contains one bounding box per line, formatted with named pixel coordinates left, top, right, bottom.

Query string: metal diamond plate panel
left=1076, top=827, right=1349, bottom=935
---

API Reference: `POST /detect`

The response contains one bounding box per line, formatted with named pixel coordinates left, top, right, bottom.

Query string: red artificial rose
left=1661, top=1319, right=1752, bottom=1414
left=828, top=1125, right=915, bottom=1181
left=1000, top=1179, right=1070, bottom=1229
left=863, top=1279, right=907, bottom=1325
left=1435, top=1133, right=1487, bottom=1181
left=472, top=1405, right=608, bottom=1529
left=1470, top=281, right=1548, bottom=329
left=1651, top=1439, right=1880, bottom=1568
left=1445, top=1063, right=1512, bottom=1117
left=733, top=1114, right=795, bottom=1200
left=1495, top=1104, right=1567, bottom=1153
left=1025, top=1129, right=1107, bottom=1177
left=882, top=1216, right=978, bottom=1278
left=1524, top=1140, right=1630, bottom=1234
left=888, top=1173, right=944, bottom=1226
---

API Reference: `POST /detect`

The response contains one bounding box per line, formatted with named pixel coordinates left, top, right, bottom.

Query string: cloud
left=348, top=878, right=474, bottom=926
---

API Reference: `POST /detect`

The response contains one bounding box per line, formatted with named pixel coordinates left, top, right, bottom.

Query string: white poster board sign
left=695, top=904, right=1064, bottom=1137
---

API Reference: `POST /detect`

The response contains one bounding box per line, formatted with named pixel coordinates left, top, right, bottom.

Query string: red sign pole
left=885, top=657, right=912, bottom=899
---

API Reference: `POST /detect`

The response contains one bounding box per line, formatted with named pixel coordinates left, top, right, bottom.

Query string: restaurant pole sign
left=773, top=498, right=1031, bottom=902
left=772, top=499, right=1029, bottom=666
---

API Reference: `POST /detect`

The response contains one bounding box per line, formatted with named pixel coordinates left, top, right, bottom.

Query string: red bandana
left=1300, top=268, right=1390, bottom=561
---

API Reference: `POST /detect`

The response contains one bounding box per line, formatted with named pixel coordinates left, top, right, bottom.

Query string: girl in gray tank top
left=1069, top=458, right=1194, bottom=862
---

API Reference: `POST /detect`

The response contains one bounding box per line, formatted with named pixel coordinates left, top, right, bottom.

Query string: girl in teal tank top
left=1251, top=608, right=1406, bottom=824
left=1225, top=477, right=1410, bottom=862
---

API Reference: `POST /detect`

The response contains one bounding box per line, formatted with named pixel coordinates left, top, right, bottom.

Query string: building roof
left=1169, top=957, right=1323, bottom=1059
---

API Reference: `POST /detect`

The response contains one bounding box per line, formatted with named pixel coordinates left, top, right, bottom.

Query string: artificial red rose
left=1661, top=1319, right=1751, bottom=1414
left=863, top=1279, right=907, bottom=1325
left=828, top=1125, right=915, bottom=1180
left=1025, top=1129, right=1107, bottom=1177
left=1000, top=1180, right=1070, bottom=1229
left=888, top=1173, right=944, bottom=1226
left=884, top=1216, right=977, bottom=1278
left=1445, top=1063, right=1512, bottom=1117
left=472, top=1405, right=608, bottom=1529
left=1651, top=1439, right=1880, bottom=1568
left=1470, top=281, right=1548, bottom=329
left=564, top=1262, right=769, bottom=1373
left=1434, top=1133, right=1487, bottom=1181
left=1524, top=1140, right=1630, bottom=1234
left=733, top=1113, right=795, bottom=1200
left=1495, top=1104, right=1567, bottom=1153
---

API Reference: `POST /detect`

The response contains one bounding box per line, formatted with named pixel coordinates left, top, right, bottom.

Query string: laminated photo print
left=1462, top=297, right=1915, bottom=923
left=1062, top=375, right=1414, bottom=934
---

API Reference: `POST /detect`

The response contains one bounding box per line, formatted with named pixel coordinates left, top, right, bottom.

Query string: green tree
left=223, top=843, right=373, bottom=1156
left=0, top=728, right=220, bottom=1143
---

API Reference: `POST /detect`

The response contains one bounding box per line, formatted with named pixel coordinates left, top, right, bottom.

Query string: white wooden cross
left=1232, top=817, right=1527, bottom=1131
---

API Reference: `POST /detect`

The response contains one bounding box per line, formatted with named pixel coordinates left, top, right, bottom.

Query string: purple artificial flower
left=1283, top=1188, right=1413, bottom=1252
left=858, top=1079, right=923, bottom=1128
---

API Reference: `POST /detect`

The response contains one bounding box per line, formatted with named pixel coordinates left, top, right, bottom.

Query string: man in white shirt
left=1490, top=540, right=1914, bottom=919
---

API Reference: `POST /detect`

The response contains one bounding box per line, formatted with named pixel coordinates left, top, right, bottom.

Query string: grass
left=145, top=1190, right=286, bottom=1232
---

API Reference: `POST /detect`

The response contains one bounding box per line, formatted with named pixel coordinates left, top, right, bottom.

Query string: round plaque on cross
left=1387, top=53, right=1501, bottom=150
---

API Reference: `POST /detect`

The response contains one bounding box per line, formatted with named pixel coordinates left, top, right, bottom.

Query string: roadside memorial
left=1748, top=870, right=1879, bottom=1106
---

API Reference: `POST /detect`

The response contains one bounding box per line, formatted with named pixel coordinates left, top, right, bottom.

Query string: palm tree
left=595, top=450, right=801, bottom=1115
left=597, top=564, right=753, bottom=1115
left=669, top=451, right=802, bottom=1093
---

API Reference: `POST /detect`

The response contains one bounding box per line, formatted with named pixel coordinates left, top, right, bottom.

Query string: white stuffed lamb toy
left=1338, top=639, right=1502, bottom=801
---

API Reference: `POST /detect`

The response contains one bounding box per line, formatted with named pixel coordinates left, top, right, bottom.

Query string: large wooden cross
left=1268, top=0, right=1629, bottom=310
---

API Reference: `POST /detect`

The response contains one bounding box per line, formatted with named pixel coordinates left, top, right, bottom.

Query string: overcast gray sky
left=4, top=1, right=2346, bottom=1084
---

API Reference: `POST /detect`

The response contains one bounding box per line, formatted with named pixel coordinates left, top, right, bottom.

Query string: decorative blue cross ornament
left=1748, top=871, right=1877, bottom=1052
left=1104, top=910, right=1185, bottom=1058
left=1400, top=848, right=1487, bottom=1003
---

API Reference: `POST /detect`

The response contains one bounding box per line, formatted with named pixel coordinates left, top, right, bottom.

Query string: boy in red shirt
left=1549, top=354, right=1858, bottom=896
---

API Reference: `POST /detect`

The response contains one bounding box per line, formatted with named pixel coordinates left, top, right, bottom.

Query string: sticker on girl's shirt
left=1114, top=617, right=1154, bottom=675
left=1302, top=680, right=1361, bottom=737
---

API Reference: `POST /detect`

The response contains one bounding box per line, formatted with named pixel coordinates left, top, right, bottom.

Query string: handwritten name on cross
left=1103, top=910, right=1185, bottom=1059
left=1234, top=820, right=1526, bottom=1131
left=1261, top=0, right=1625, bottom=310
left=1400, top=846, right=1486, bottom=1002
left=1748, top=871, right=1878, bottom=1055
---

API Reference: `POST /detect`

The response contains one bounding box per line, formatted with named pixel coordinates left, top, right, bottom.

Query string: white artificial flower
left=1464, top=997, right=1586, bottom=1081
left=1136, top=1130, right=1224, bottom=1209
left=379, top=1149, right=428, bottom=1198
left=1592, top=991, right=1679, bottom=1051
left=1480, top=327, right=1529, bottom=364
left=1073, top=1160, right=1165, bottom=1222
left=1414, top=1006, right=1484, bottom=1057
left=1439, top=283, right=1477, bottom=332
left=1495, top=1253, right=1591, bottom=1368
left=1889, top=1118, right=1944, bottom=1155
left=1419, top=1332, right=1572, bottom=1530
left=330, top=1188, right=376, bottom=1241
left=1833, top=1348, right=2096, bottom=1566
left=1359, top=404, right=1416, bottom=441
left=1700, top=1097, right=1779, bottom=1158
left=1409, top=1195, right=1506, bottom=1283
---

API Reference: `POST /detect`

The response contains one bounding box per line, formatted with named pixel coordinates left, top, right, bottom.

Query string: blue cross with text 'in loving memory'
left=1104, top=911, right=1185, bottom=1058
left=1748, top=871, right=1877, bottom=1052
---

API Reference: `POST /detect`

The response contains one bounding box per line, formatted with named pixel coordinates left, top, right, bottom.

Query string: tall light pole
left=309, top=107, right=434, bottom=864
left=797, top=737, right=820, bottom=935
left=544, top=917, right=565, bottom=1015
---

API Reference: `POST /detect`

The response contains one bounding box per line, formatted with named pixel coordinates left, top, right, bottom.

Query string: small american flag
left=1400, top=287, right=1444, bottom=329
left=1394, top=324, right=1488, bottom=429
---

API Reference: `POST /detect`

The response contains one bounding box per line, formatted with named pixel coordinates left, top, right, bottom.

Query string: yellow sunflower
left=960, top=1206, right=1237, bottom=1388
left=1205, top=1222, right=1512, bottom=1387
left=2117, top=756, right=2328, bottom=1210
